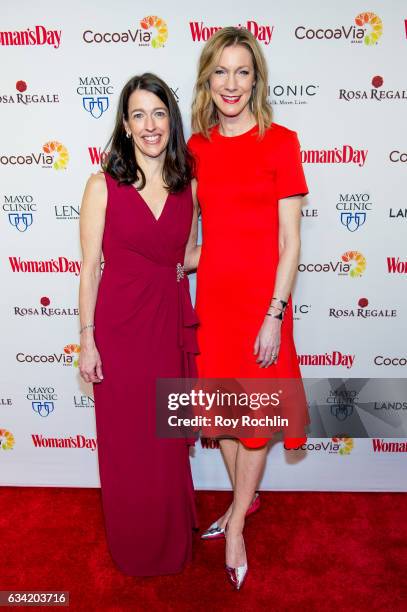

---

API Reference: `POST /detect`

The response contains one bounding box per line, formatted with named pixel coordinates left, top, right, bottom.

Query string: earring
left=126, top=131, right=131, bottom=139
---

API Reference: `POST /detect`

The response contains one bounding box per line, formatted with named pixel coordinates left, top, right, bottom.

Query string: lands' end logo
left=0, top=26, right=62, bottom=48
left=0, top=428, right=15, bottom=450
left=295, top=12, right=382, bottom=45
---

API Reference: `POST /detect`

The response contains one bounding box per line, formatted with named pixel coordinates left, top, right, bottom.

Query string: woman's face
left=209, top=44, right=256, bottom=119
left=124, top=88, right=170, bottom=159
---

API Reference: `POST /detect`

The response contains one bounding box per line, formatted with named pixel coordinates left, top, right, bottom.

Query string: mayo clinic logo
left=83, top=16, right=168, bottom=48
left=8, top=212, right=33, bottom=232
left=77, top=76, right=113, bottom=119
left=295, top=12, right=383, bottom=45
left=32, top=401, right=55, bottom=417
left=337, top=193, right=372, bottom=232
left=327, top=389, right=358, bottom=422
left=27, top=386, right=57, bottom=418
left=3, top=194, right=36, bottom=231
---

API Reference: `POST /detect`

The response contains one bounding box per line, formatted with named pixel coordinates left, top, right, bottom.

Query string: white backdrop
left=1, top=0, right=406, bottom=490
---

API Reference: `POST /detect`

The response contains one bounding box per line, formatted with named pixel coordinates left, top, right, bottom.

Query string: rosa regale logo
left=338, top=75, right=407, bottom=102
left=43, top=141, right=69, bottom=170
left=355, top=12, right=383, bottom=45
left=332, top=436, right=354, bottom=455
left=341, top=251, right=366, bottom=277
left=64, top=344, right=80, bottom=367
left=140, top=16, right=168, bottom=48
left=0, top=428, right=15, bottom=450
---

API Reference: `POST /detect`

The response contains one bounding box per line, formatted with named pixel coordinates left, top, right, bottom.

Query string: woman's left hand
left=254, top=316, right=282, bottom=368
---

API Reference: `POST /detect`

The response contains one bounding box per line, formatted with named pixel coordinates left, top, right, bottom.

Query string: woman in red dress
left=78, top=73, right=200, bottom=576
left=188, top=28, right=310, bottom=589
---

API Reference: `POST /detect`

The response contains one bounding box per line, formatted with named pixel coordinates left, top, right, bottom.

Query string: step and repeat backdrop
left=1, top=0, right=406, bottom=490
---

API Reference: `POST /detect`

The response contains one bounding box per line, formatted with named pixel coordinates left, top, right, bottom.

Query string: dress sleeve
left=275, top=131, right=309, bottom=200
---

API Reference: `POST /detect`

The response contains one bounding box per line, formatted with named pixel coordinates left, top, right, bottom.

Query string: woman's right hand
left=79, top=343, right=104, bottom=384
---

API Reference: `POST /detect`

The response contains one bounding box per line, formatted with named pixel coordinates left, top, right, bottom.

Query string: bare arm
left=272, top=195, right=302, bottom=301
left=184, top=178, right=201, bottom=272
left=254, top=196, right=303, bottom=367
left=78, top=173, right=107, bottom=383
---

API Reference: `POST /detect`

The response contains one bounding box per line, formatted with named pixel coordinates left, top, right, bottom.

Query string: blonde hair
left=191, top=27, right=272, bottom=138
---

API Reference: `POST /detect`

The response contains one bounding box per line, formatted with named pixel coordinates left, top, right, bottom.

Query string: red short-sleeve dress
left=188, top=122, right=310, bottom=448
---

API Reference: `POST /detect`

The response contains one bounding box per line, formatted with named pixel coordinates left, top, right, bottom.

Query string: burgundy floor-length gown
left=92, top=172, right=199, bottom=576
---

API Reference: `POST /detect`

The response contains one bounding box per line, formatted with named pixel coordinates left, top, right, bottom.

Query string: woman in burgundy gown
left=78, top=73, right=200, bottom=576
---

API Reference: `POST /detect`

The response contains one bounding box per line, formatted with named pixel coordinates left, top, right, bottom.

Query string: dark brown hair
left=103, top=73, right=193, bottom=192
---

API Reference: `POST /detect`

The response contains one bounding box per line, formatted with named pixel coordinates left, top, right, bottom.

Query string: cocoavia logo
left=140, top=16, right=168, bottom=48
left=295, top=11, right=382, bottom=46
left=0, top=428, right=15, bottom=450
left=355, top=12, right=383, bottom=45
left=42, top=141, right=69, bottom=170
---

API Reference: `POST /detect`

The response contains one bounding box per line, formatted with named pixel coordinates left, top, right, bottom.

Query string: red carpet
left=1, top=487, right=406, bottom=611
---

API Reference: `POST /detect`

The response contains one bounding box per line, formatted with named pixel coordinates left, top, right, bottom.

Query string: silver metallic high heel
left=201, top=492, right=260, bottom=540
left=225, top=563, right=248, bottom=590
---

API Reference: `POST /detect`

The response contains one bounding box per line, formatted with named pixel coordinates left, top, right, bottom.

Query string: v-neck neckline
left=130, top=184, right=171, bottom=223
